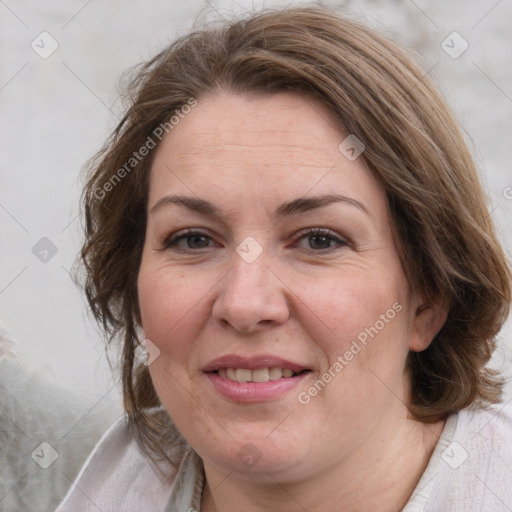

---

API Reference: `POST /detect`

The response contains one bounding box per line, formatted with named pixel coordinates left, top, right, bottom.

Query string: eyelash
left=162, top=227, right=348, bottom=253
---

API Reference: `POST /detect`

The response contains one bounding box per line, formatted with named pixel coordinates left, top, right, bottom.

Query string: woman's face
left=138, top=91, right=433, bottom=481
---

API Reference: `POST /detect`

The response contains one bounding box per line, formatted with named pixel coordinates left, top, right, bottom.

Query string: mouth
left=202, top=355, right=312, bottom=402
left=213, top=367, right=310, bottom=382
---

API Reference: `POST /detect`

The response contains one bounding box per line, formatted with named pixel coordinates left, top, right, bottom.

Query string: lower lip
left=206, top=372, right=310, bottom=402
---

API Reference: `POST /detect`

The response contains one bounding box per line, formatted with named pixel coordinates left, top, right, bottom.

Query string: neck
left=200, top=414, right=445, bottom=512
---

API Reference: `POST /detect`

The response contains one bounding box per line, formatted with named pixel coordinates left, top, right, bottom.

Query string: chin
left=194, top=429, right=309, bottom=479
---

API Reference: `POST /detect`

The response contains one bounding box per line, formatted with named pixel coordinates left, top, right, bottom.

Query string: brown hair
left=77, top=5, right=511, bottom=464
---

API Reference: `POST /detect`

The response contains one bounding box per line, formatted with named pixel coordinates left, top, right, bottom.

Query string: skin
left=137, top=90, right=448, bottom=512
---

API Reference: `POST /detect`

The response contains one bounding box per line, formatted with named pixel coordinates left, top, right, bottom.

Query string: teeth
left=218, top=367, right=298, bottom=382
left=252, top=368, right=269, bottom=382
left=269, top=368, right=283, bottom=380
left=235, top=369, right=252, bottom=382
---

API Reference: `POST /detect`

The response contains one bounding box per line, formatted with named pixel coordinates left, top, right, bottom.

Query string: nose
left=212, top=254, right=290, bottom=333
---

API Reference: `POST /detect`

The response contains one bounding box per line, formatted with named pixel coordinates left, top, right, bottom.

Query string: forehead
left=148, top=91, right=386, bottom=217
left=163, top=92, right=338, bottom=160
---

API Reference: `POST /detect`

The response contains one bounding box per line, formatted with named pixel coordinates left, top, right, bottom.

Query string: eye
left=162, top=227, right=347, bottom=253
left=163, top=229, right=218, bottom=251
left=294, top=228, right=348, bottom=251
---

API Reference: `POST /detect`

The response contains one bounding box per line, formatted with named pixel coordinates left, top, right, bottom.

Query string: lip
left=206, top=372, right=310, bottom=402
left=202, top=354, right=312, bottom=403
left=202, top=354, right=309, bottom=373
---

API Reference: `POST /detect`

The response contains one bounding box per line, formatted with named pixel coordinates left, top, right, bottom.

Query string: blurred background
left=1, top=0, right=511, bottom=403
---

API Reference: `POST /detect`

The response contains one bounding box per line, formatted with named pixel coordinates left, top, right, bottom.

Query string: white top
left=56, top=404, right=512, bottom=512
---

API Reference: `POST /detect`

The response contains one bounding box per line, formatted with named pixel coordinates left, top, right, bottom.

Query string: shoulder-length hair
left=77, top=6, right=511, bottom=465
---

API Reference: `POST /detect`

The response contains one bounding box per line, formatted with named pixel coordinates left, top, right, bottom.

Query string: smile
left=203, top=355, right=312, bottom=402
left=216, top=367, right=304, bottom=382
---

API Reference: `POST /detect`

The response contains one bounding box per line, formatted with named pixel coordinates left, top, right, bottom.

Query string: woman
left=57, top=5, right=512, bottom=511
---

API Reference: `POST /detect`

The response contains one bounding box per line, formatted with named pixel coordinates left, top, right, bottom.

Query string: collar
left=164, top=446, right=205, bottom=511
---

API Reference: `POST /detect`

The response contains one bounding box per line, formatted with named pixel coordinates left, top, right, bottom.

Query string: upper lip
left=202, top=355, right=310, bottom=373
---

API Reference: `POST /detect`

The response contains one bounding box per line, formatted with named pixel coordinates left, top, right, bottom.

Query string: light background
left=1, top=0, right=511, bottom=401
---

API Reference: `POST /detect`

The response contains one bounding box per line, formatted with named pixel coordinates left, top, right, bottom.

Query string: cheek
left=137, top=264, right=207, bottom=356
left=294, top=262, right=409, bottom=353
left=314, top=278, right=410, bottom=402
left=299, top=273, right=410, bottom=412
left=137, top=266, right=209, bottom=421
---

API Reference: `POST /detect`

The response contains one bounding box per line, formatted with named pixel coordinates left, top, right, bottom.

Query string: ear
left=409, top=299, right=449, bottom=352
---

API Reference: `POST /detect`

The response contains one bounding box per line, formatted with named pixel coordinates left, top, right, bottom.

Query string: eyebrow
left=149, top=193, right=369, bottom=219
